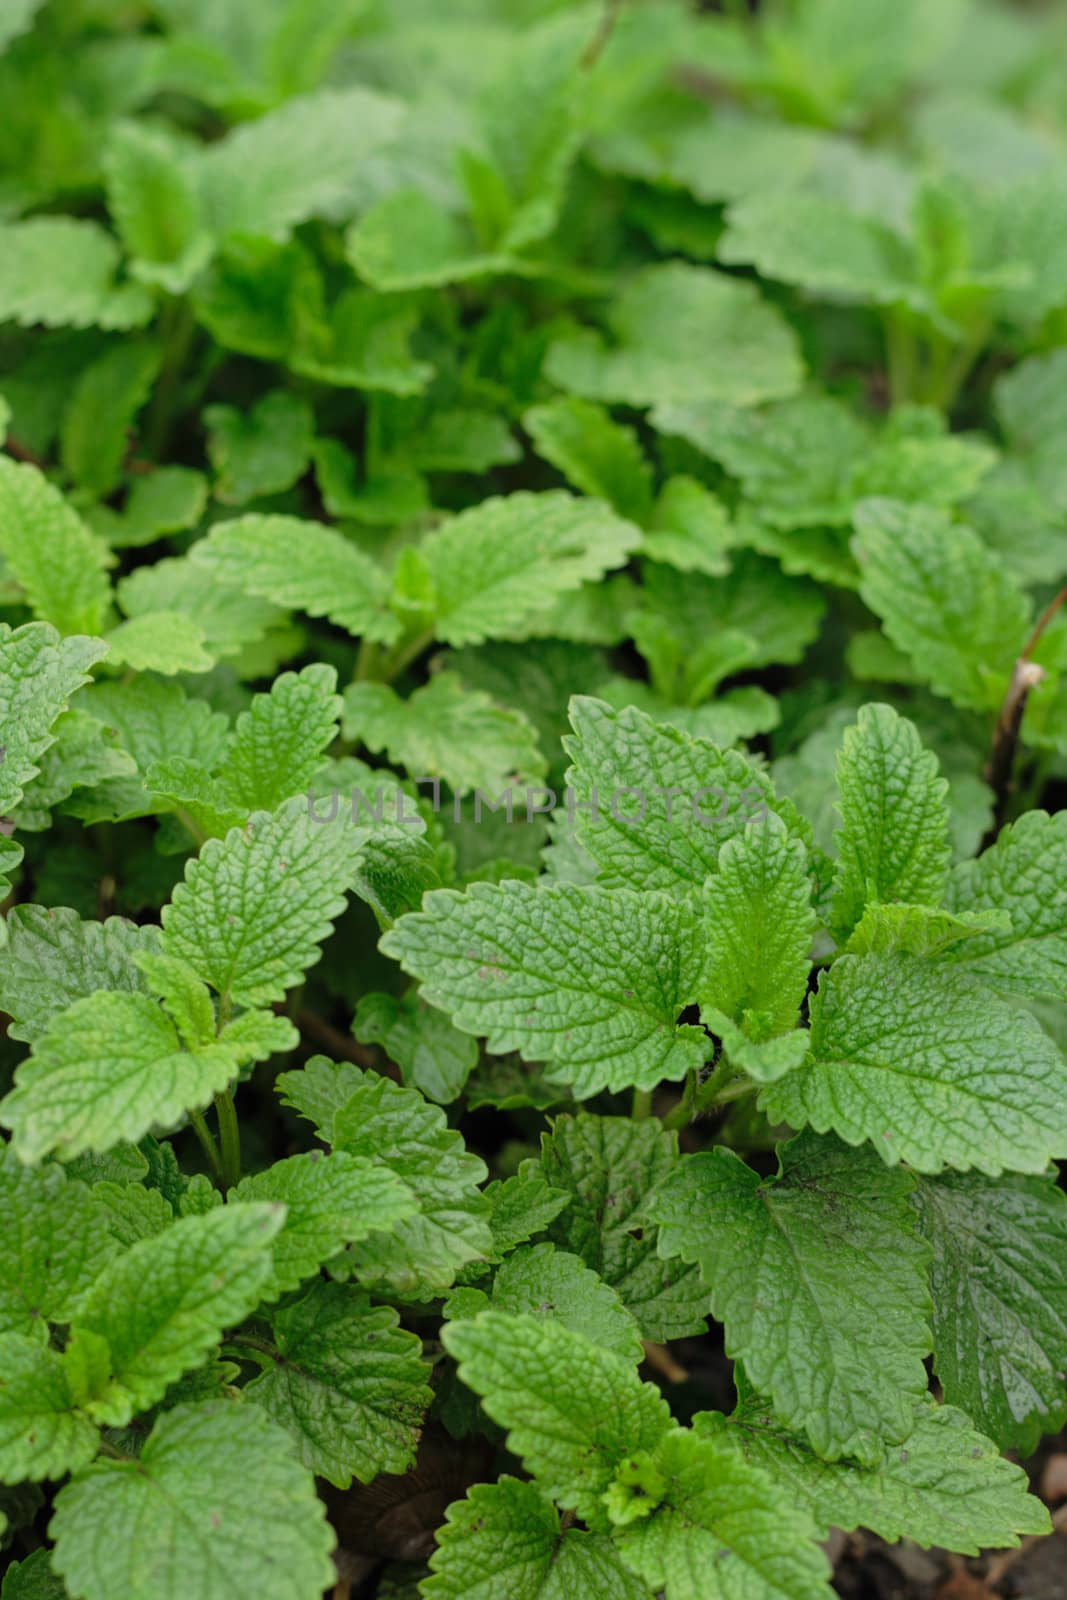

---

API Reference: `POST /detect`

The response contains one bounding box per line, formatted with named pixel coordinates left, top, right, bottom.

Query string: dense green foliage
left=3, top=1, right=1067, bottom=1596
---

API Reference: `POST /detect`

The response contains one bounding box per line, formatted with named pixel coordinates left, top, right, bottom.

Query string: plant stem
left=97, top=1438, right=131, bottom=1462
left=693, top=1056, right=738, bottom=1114
left=883, top=309, right=919, bottom=407
left=214, top=1088, right=241, bottom=1190
left=632, top=1087, right=653, bottom=1120
left=582, top=0, right=625, bottom=67
left=983, top=584, right=1067, bottom=844
left=188, top=1108, right=223, bottom=1179
left=662, top=1069, right=698, bottom=1131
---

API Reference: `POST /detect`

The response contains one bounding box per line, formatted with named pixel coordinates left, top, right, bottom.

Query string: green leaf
left=712, top=1394, right=1051, bottom=1555
left=0, top=992, right=244, bottom=1164
left=0, top=625, right=108, bottom=815
left=443, top=1310, right=670, bottom=1529
left=217, top=663, right=341, bottom=816
left=346, top=190, right=515, bottom=292
left=641, top=478, right=734, bottom=577
left=524, top=398, right=654, bottom=524
left=191, top=514, right=400, bottom=644
left=718, top=191, right=924, bottom=311
left=0, top=1336, right=98, bottom=1484
left=353, top=990, right=478, bottom=1105
left=245, top=1278, right=431, bottom=1488
left=482, top=1168, right=571, bottom=1259
left=563, top=697, right=807, bottom=897
left=701, top=815, right=814, bottom=1041
left=69, top=677, right=229, bottom=824
left=423, top=1476, right=651, bottom=1600
left=913, top=1169, right=1067, bottom=1454
left=844, top=903, right=1012, bottom=960
left=275, top=1054, right=366, bottom=1145
left=160, top=794, right=366, bottom=1006
left=538, top=1115, right=709, bottom=1343
left=419, top=491, right=642, bottom=648
left=852, top=498, right=1029, bottom=712
left=0, top=1146, right=115, bottom=1340
left=104, top=614, right=213, bottom=675
left=233, top=1151, right=417, bottom=1299
left=343, top=675, right=545, bottom=797
left=0, top=905, right=157, bottom=1044
left=204, top=391, right=315, bottom=506
left=94, top=466, right=207, bottom=550
left=70, top=1203, right=282, bottom=1423
left=485, top=1242, right=644, bottom=1364
left=382, top=881, right=709, bottom=1099
left=0, top=218, right=152, bottom=330
left=611, top=1426, right=833, bottom=1600
left=198, top=86, right=404, bottom=240
left=650, top=1133, right=931, bottom=1465
left=0, top=459, right=112, bottom=634
left=0, top=1548, right=66, bottom=1600
left=59, top=341, right=161, bottom=500
left=945, top=811, right=1067, bottom=999
left=831, top=703, right=951, bottom=940
left=546, top=263, right=804, bottom=409
left=50, top=1400, right=336, bottom=1600
left=654, top=392, right=868, bottom=531
left=327, top=1068, right=492, bottom=1297
left=117, top=553, right=286, bottom=662
left=762, top=953, right=1067, bottom=1175
left=103, top=121, right=211, bottom=294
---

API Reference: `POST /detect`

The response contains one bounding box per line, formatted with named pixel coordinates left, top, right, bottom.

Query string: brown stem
left=982, top=585, right=1067, bottom=846
left=642, top=1341, right=690, bottom=1383
left=296, top=1009, right=380, bottom=1072
left=3, top=434, right=47, bottom=469
left=582, top=0, right=625, bottom=67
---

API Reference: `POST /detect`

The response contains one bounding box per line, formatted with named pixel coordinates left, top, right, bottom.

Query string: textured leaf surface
left=160, top=795, right=365, bottom=1005
left=0, top=624, right=108, bottom=816
left=71, top=1204, right=282, bottom=1421
left=419, top=491, right=642, bottom=647
left=217, top=664, right=341, bottom=816
left=852, top=499, right=1029, bottom=712
left=0, top=1147, right=115, bottom=1339
left=538, top=1115, right=709, bottom=1342
left=246, top=1279, right=431, bottom=1488
left=328, top=1070, right=491, bottom=1297
left=205, top=391, right=315, bottom=506
left=353, top=990, right=477, bottom=1105
left=0, top=992, right=241, bottom=1163
left=50, top=1401, right=335, bottom=1600
left=443, top=1311, right=670, bottom=1527
left=0, top=219, right=151, bottom=330
left=383, top=881, right=708, bottom=1098
left=613, top=1427, right=832, bottom=1600
left=0, top=905, right=156, bottom=1044
left=914, top=1170, right=1067, bottom=1453
left=343, top=675, right=545, bottom=796
left=945, top=811, right=1067, bottom=999
left=563, top=697, right=805, bottom=897
left=192, top=515, right=400, bottom=643
left=0, top=1337, right=98, bottom=1484
left=233, top=1151, right=417, bottom=1299
left=832, top=703, right=951, bottom=939
left=488, top=1242, right=644, bottom=1363
left=423, top=1477, right=651, bottom=1600
left=524, top=398, right=654, bottom=524
left=762, top=954, right=1067, bottom=1175
left=701, top=815, right=814, bottom=1040
left=650, top=1134, right=932, bottom=1464
left=0, top=461, right=111, bottom=635
left=713, top=1395, right=1050, bottom=1555
left=546, top=263, right=803, bottom=409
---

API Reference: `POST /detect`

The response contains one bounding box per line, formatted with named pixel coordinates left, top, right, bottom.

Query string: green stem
left=222, top=1333, right=278, bottom=1370
left=632, top=1087, right=653, bottom=1120
left=377, top=627, right=436, bottom=684
left=214, top=1088, right=241, bottom=1191
left=883, top=308, right=919, bottom=407
left=97, top=1437, right=131, bottom=1462
left=188, top=1108, right=223, bottom=1180
left=662, top=1069, right=698, bottom=1131
left=693, top=1056, right=739, bottom=1114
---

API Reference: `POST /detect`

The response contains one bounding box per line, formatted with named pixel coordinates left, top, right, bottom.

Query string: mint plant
left=3, top=2, right=1067, bottom=1597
